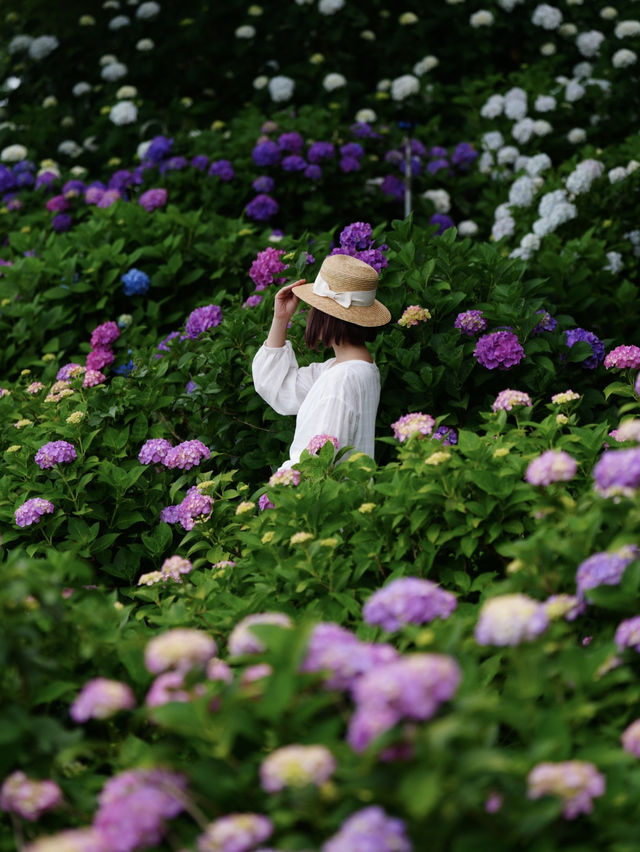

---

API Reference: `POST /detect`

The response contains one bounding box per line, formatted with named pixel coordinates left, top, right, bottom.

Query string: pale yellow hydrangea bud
left=290, top=531, right=314, bottom=545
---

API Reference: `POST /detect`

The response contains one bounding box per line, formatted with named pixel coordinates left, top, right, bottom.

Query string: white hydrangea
left=565, top=159, right=604, bottom=194
left=532, top=4, right=563, bottom=29
left=109, top=101, right=138, bottom=125
left=576, top=30, right=605, bottom=57
left=494, top=203, right=513, bottom=221
left=533, top=195, right=577, bottom=236
left=497, top=145, right=519, bottom=165
left=360, top=29, right=375, bottom=40
left=492, top=216, right=515, bottom=240
left=559, top=23, right=577, bottom=36
left=377, top=79, right=391, bottom=91
left=608, top=166, right=627, bottom=183
left=108, top=15, right=131, bottom=28
left=510, top=232, right=541, bottom=260
left=590, top=78, right=611, bottom=93
left=116, top=85, right=137, bottom=99
left=534, top=95, right=556, bottom=112
left=509, top=175, right=537, bottom=207
left=57, top=139, right=83, bottom=158
left=42, top=96, right=57, bottom=108
left=504, top=88, right=528, bottom=120
left=137, top=140, right=152, bottom=160
left=28, top=35, right=59, bottom=61
left=355, top=108, right=377, bottom=123
left=526, top=153, right=552, bottom=175
left=423, top=189, right=451, bottom=213
left=103, top=0, right=121, bottom=7
left=481, top=94, right=504, bottom=118
left=470, top=10, right=494, bottom=26
left=399, top=12, right=418, bottom=24
left=567, top=127, right=586, bottom=143
left=72, top=82, right=91, bottom=96
left=513, top=154, right=530, bottom=172
left=235, top=25, right=256, bottom=38
left=323, top=72, right=346, bottom=91
left=615, top=20, right=640, bottom=38
left=533, top=119, right=552, bottom=136
left=391, top=74, right=420, bottom=101
left=83, top=136, right=99, bottom=152
left=458, top=220, right=479, bottom=235
left=0, top=144, right=28, bottom=163
left=136, top=1, right=161, bottom=18
left=61, top=116, right=75, bottom=129
left=482, top=131, right=504, bottom=150
left=565, top=80, right=585, bottom=102
left=101, top=62, right=128, bottom=82
left=603, top=251, right=623, bottom=273
left=512, top=118, right=535, bottom=144
left=600, top=7, right=617, bottom=20
left=268, top=75, right=295, bottom=102
left=498, top=0, right=524, bottom=9
left=318, top=0, right=344, bottom=13
left=99, top=54, right=118, bottom=66
left=572, top=61, right=593, bottom=79
left=540, top=42, right=557, bottom=55
left=627, top=160, right=640, bottom=174
left=136, top=38, right=154, bottom=50
left=478, top=151, right=494, bottom=174
left=413, top=55, right=439, bottom=76
left=9, top=35, right=33, bottom=54
left=613, top=48, right=637, bottom=67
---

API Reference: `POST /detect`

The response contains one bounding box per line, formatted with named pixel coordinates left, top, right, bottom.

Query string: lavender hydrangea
left=565, top=328, right=605, bottom=369
left=322, top=806, right=411, bottom=852
left=615, top=616, right=640, bottom=652
left=70, top=677, right=136, bottom=722
left=14, top=497, right=55, bottom=527
left=138, top=438, right=173, bottom=465
left=163, top=439, right=211, bottom=470
left=576, top=547, right=637, bottom=600
left=34, top=440, right=77, bottom=469
left=474, top=331, right=525, bottom=370
left=260, top=745, right=336, bottom=792
left=527, top=761, right=605, bottom=819
left=593, top=447, right=640, bottom=497
left=492, top=389, right=533, bottom=412
left=197, top=813, right=273, bottom=852
left=525, top=450, right=578, bottom=485
left=604, top=345, right=640, bottom=370
left=145, top=628, right=217, bottom=674
left=0, top=772, right=63, bottom=821
left=475, top=594, right=549, bottom=646
left=185, top=305, right=222, bottom=339
left=391, top=412, right=435, bottom=442
left=621, top=719, right=640, bottom=758
left=455, top=310, right=487, bottom=336
left=139, top=188, right=167, bottom=212
left=363, top=577, right=457, bottom=632
left=245, top=194, right=279, bottom=221
left=163, top=486, right=214, bottom=530
left=432, top=425, right=458, bottom=445
left=228, top=612, right=293, bottom=656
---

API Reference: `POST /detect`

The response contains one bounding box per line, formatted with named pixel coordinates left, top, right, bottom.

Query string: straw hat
left=292, top=254, right=391, bottom=328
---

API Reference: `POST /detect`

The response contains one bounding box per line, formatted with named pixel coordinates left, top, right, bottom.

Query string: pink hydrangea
left=306, top=434, right=339, bottom=455
left=70, top=678, right=136, bottom=722
left=0, top=771, right=63, bottom=821
left=525, top=450, right=578, bottom=485
left=144, top=628, right=218, bottom=674
left=398, top=305, right=431, bottom=327
left=90, top=321, right=120, bottom=349
left=604, top=345, right=640, bottom=369
left=268, top=468, right=300, bottom=486
left=391, top=412, right=435, bottom=442
left=492, top=389, right=532, bottom=412
left=527, top=761, right=605, bottom=819
left=621, top=718, right=640, bottom=758
left=83, top=369, right=106, bottom=388
left=260, top=745, right=336, bottom=792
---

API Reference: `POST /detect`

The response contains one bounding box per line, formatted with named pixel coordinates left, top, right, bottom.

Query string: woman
left=252, top=253, right=391, bottom=469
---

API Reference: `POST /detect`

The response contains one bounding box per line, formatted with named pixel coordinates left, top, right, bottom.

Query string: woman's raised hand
left=273, top=279, right=305, bottom=322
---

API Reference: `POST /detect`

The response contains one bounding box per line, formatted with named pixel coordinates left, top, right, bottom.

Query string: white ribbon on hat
left=312, top=273, right=376, bottom=308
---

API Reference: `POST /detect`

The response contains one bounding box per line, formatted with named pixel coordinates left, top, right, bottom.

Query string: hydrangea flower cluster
left=576, top=547, right=637, bottom=600
left=363, top=577, right=457, bottom=632
left=347, top=653, right=461, bottom=751
left=322, top=806, right=411, bottom=852
left=249, top=247, right=288, bottom=290
left=551, top=390, right=580, bottom=404
left=525, top=449, right=578, bottom=486
left=139, top=187, right=167, bottom=211
left=474, top=331, right=525, bottom=370
left=330, top=221, right=388, bottom=273
left=86, top=320, right=121, bottom=375
left=139, top=555, right=194, bottom=586
left=527, top=761, right=605, bottom=819
left=391, top=412, right=435, bottom=442
left=398, top=305, right=431, bottom=327
left=145, top=628, right=218, bottom=674
left=34, top=440, right=77, bottom=469
left=306, top=433, right=339, bottom=455
left=14, top=497, right=55, bottom=527
left=245, top=193, right=279, bottom=221
left=197, top=813, right=273, bottom=852
left=610, top=419, right=640, bottom=443
left=162, top=486, right=214, bottom=530
left=475, top=594, right=549, bottom=645
left=0, top=771, right=63, bottom=821
left=593, top=447, right=640, bottom=497
left=260, top=744, right=336, bottom=793
left=615, top=616, right=640, bottom=653
left=121, top=267, right=150, bottom=296
left=164, top=440, right=211, bottom=470
left=455, top=310, right=488, bottom=336
left=185, top=304, right=223, bottom=339
left=268, top=467, right=300, bottom=486
left=432, top=425, right=458, bottom=445
left=228, top=612, right=293, bottom=656
left=621, top=719, right=640, bottom=758
left=604, top=345, right=640, bottom=370
left=532, top=308, right=557, bottom=334
left=565, top=328, right=605, bottom=369
left=492, top=389, right=532, bottom=412
left=138, top=438, right=173, bottom=465
left=70, top=677, right=136, bottom=722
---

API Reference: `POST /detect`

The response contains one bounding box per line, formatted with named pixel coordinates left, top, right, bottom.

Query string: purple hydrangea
left=430, top=213, right=455, bottom=234
left=63, top=179, right=86, bottom=197
left=525, top=450, right=578, bottom=485
left=565, top=328, right=605, bottom=369
left=474, top=331, right=525, bottom=370
left=208, top=159, right=234, bottom=181
left=70, top=678, right=136, bottom=722
left=593, top=448, right=640, bottom=497
left=252, top=140, right=281, bottom=167
left=46, top=194, right=69, bottom=213
left=451, top=142, right=478, bottom=168
left=185, top=304, right=222, bottom=338
left=339, top=222, right=373, bottom=252
left=34, top=440, right=77, bottom=469
left=347, top=653, right=461, bottom=751
left=191, top=155, right=210, bottom=171
left=322, top=806, right=411, bottom=852
left=108, top=170, right=135, bottom=192
left=621, top=719, right=640, bottom=758
left=363, top=577, right=457, bottom=632
left=139, top=188, right=167, bottom=212
left=96, top=190, right=121, bottom=209
left=56, top=362, right=84, bottom=381
left=604, top=345, right=640, bottom=370
left=14, top=497, right=55, bottom=527
left=157, top=330, right=180, bottom=355
left=159, top=156, right=188, bottom=173
left=146, top=136, right=174, bottom=164
left=258, top=493, right=275, bottom=511
left=138, top=438, right=173, bottom=465
left=176, top=486, right=214, bottom=530
left=252, top=175, right=274, bottom=194
left=427, top=158, right=449, bottom=175
left=163, top=440, right=210, bottom=470
left=351, top=122, right=376, bottom=138
left=305, top=164, right=323, bottom=180
left=527, top=761, right=605, bottom=820
left=249, top=247, right=288, bottom=290
left=0, top=772, right=63, bottom=822
left=532, top=308, right=558, bottom=334
left=307, top=141, right=335, bottom=163
left=86, top=348, right=114, bottom=371
left=576, top=547, right=638, bottom=600
left=381, top=174, right=405, bottom=201
left=432, top=425, right=458, bottom=445
left=455, top=310, right=487, bottom=336
left=281, top=154, right=307, bottom=172
left=90, top=321, right=120, bottom=349
left=242, top=294, right=262, bottom=308
left=339, top=156, right=360, bottom=173
left=278, top=131, right=304, bottom=153
left=52, top=213, right=72, bottom=232
left=245, top=194, right=279, bottom=221
left=197, top=814, right=273, bottom=852
left=615, top=616, right=640, bottom=652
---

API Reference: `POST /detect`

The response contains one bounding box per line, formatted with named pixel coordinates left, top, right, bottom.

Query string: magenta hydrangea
left=90, top=321, right=120, bottom=349
left=363, top=577, right=457, bottom=632
left=527, top=761, right=605, bottom=819
left=0, top=772, right=63, bottom=822
left=306, top=434, right=339, bottom=455
left=83, top=370, right=105, bottom=388
left=185, top=305, right=222, bottom=339
left=391, top=412, right=435, bottom=442
left=525, top=450, right=578, bottom=485
left=86, top=348, right=114, bottom=371
left=34, top=440, right=77, bottom=469
left=70, top=677, right=136, bottom=722
left=163, top=440, right=211, bottom=470
left=249, top=247, right=288, bottom=291
left=454, top=309, right=487, bottom=336
left=15, top=497, right=55, bottom=527
left=492, top=389, right=532, bottom=412
left=474, top=331, right=525, bottom=370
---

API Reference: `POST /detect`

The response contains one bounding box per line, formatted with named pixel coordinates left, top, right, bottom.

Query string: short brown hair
left=305, top=307, right=380, bottom=349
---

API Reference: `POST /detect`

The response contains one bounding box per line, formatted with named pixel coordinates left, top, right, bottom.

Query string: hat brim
left=292, top=283, right=391, bottom=328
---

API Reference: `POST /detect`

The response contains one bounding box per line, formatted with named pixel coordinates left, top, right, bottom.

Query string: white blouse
left=252, top=340, right=381, bottom=469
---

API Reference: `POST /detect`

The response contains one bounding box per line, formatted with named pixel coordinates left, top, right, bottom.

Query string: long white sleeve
left=251, top=341, right=333, bottom=415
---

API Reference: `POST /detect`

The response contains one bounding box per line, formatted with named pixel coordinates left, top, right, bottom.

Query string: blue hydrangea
left=122, top=268, right=150, bottom=296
